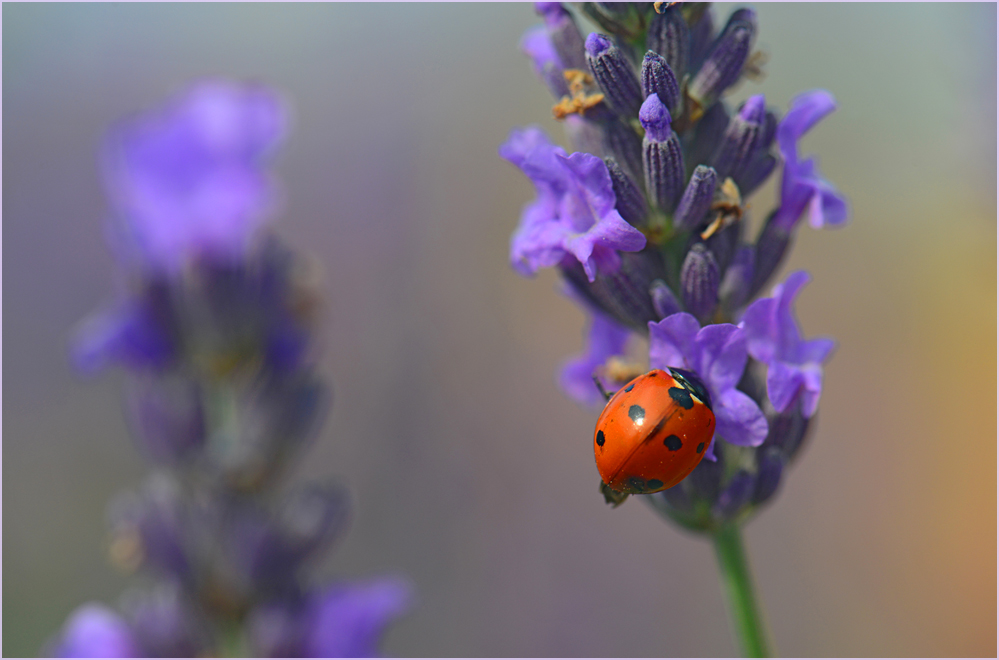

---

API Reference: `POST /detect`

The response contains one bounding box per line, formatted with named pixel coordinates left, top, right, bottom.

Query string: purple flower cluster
left=503, top=3, right=847, bottom=529
left=50, top=81, right=412, bottom=657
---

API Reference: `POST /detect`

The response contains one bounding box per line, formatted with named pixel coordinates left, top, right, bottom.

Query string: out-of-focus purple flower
left=302, top=577, right=414, bottom=658
left=102, top=80, right=287, bottom=275
left=125, top=375, right=205, bottom=464
left=520, top=25, right=570, bottom=99
left=49, top=604, right=141, bottom=658
left=501, top=127, right=646, bottom=282
left=771, top=90, right=848, bottom=230
left=72, top=297, right=175, bottom=375
left=648, top=313, right=768, bottom=455
left=560, top=310, right=631, bottom=406
left=741, top=270, right=835, bottom=417
left=124, top=584, right=210, bottom=657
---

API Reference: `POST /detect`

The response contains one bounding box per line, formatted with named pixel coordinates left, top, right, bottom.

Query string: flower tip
left=639, top=93, right=671, bottom=133
left=535, top=1, right=565, bottom=19
left=739, top=94, right=767, bottom=123
left=585, top=32, right=612, bottom=56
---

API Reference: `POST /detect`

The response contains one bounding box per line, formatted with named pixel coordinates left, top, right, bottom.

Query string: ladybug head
left=667, top=367, right=713, bottom=412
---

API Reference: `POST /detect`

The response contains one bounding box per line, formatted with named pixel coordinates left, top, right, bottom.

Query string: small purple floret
left=585, top=32, right=613, bottom=56
left=501, top=127, right=647, bottom=282
left=741, top=270, right=835, bottom=417
left=50, top=604, right=141, bottom=658
left=639, top=93, right=673, bottom=142
left=303, top=577, right=414, bottom=657
left=560, top=311, right=631, bottom=406
left=648, top=313, right=768, bottom=452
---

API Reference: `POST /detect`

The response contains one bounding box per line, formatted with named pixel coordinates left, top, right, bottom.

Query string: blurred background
left=3, top=3, right=996, bottom=657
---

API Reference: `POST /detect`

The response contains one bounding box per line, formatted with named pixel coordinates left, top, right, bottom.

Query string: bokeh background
left=4, top=3, right=996, bottom=657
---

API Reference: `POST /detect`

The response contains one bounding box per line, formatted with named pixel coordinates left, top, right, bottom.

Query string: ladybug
left=593, top=368, right=716, bottom=504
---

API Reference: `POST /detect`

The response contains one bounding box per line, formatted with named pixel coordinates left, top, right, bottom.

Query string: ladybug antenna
left=592, top=375, right=614, bottom=402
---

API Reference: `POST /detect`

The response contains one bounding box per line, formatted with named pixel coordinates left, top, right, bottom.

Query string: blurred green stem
left=712, top=523, right=773, bottom=657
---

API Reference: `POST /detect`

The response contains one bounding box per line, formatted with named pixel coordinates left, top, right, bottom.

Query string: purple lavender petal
left=303, top=577, right=414, bottom=658
left=520, top=25, right=570, bottom=98
left=765, top=360, right=806, bottom=414
left=560, top=312, right=632, bottom=406
left=714, top=387, right=768, bottom=447
left=648, top=312, right=701, bottom=371
left=72, top=300, right=174, bottom=375
left=536, top=2, right=587, bottom=71
left=694, top=322, right=747, bottom=393
left=776, top=90, right=836, bottom=160
left=50, top=604, right=141, bottom=658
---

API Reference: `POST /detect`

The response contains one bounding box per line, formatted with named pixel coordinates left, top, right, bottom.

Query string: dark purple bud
left=641, top=51, right=680, bottom=114
left=689, top=11, right=755, bottom=105
left=759, top=110, right=779, bottom=151
left=718, top=244, right=755, bottom=310
left=704, top=214, right=741, bottom=274
left=585, top=33, right=644, bottom=117
left=680, top=243, right=719, bottom=323
left=248, top=598, right=308, bottom=657
left=764, top=402, right=812, bottom=461
left=601, top=117, right=643, bottom=185
left=711, top=94, right=765, bottom=180
left=125, top=584, right=210, bottom=657
left=125, top=375, right=205, bottom=465
left=560, top=248, right=667, bottom=332
left=646, top=5, right=689, bottom=78
left=673, top=165, right=718, bottom=231
left=688, top=5, right=716, bottom=72
left=752, top=447, right=784, bottom=505
left=640, top=95, right=685, bottom=212
left=649, top=279, right=682, bottom=320
left=735, top=153, right=777, bottom=198
left=750, top=212, right=793, bottom=298
left=536, top=2, right=588, bottom=71
left=604, top=157, right=648, bottom=227
left=686, top=101, right=730, bottom=170
left=712, top=470, right=755, bottom=519
left=688, top=444, right=725, bottom=502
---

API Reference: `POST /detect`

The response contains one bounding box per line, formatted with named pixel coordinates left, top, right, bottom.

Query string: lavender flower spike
left=585, top=33, right=644, bottom=117
left=772, top=90, right=849, bottom=230
left=501, top=126, right=647, bottom=282
left=673, top=165, right=718, bottom=231
left=640, top=93, right=685, bottom=213
left=648, top=313, right=769, bottom=451
left=741, top=270, right=835, bottom=416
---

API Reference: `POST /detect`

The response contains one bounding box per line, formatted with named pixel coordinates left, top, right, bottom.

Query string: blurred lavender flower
left=503, top=2, right=848, bottom=533
left=52, top=81, right=412, bottom=657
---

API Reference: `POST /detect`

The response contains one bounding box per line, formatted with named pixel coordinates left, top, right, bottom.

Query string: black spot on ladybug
left=669, top=387, right=694, bottom=409
left=624, top=383, right=635, bottom=392
left=628, top=404, right=646, bottom=424
left=647, top=479, right=664, bottom=490
left=627, top=476, right=647, bottom=492
left=664, top=434, right=683, bottom=451
left=696, top=442, right=705, bottom=453
left=596, top=430, right=605, bottom=447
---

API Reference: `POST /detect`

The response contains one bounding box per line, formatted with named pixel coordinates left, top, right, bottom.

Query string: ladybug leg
left=599, top=481, right=630, bottom=507
left=592, top=375, right=614, bottom=402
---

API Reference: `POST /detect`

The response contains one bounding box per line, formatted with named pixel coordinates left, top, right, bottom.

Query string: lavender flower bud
left=640, top=94, right=685, bottom=212
left=735, top=154, right=777, bottom=198
left=641, top=51, right=680, bottom=114
left=750, top=212, right=792, bottom=297
left=689, top=9, right=756, bottom=106
left=712, top=470, right=755, bottom=519
left=759, top=109, right=779, bottom=151
left=765, top=403, right=812, bottom=461
left=560, top=249, right=667, bottom=331
left=711, top=95, right=766, bottom=181
left=124, top=584, right=210, bottom=657
left=673, top=165, right=718, bottom=231
left=604, top=157, right=648, bottom=227
left=580, top=3, right=646, bottom=42
left=688, top=445, right=725, bottom=502
left=602, top=117, right=643, bottom=184
left=752, top=447, right=784, bottom=505
left=125, top=375, right=205, bottom=465
left=681, top=243, right=720, bottom=323
left=109, top=475, right=190, bottom=580
left=585, top=33, right=644, bottom=117
left=535, top=2, right=588, bottom=71
left=688, top=5, right=716, bottom=73
left=646, top=4, right=689, bottom=79
left=718, top=244, right=755, bottom=310
left=649, top=279, right=682, bottom=320
left=686, top=101, right=730, bottom=170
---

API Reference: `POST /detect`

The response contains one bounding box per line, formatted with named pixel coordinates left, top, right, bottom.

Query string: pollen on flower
left=553, top=69, right=605, bottom=119
left=702, top=178, right=745, bottom=239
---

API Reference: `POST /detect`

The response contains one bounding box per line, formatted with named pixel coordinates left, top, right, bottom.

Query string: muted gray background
left=4, top=3, right=997, bottom=657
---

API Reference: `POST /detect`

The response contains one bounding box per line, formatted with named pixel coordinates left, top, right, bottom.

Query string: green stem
left=711, top=523, right=773, bottom=658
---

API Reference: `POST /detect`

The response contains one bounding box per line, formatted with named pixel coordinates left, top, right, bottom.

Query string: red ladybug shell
left=593, top=368, right=716, bottom=494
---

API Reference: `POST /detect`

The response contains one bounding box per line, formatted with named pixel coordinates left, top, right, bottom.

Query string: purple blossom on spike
left=772, top=90, right=849, bottom=230
left=680, top=244, right=720, bottom=323
left=585, top=33, right=644, bottom=117
left=711, top=95, right=766, bottom=181
left=741, top=271, right=835, bottom=417
left=561, top=249, right=667, bottom=331
left=646, top=5, right=689, bottom=80
left=560, top=310, right=631, bottom=406
left=520, top=25, right=569, bottom=99
left=536, top=2, right=587, bottom=71
left=640, top=94, right=684, bottom=212
left=712, top=470, right=755, bottom=518
left=125, top=375, right=205, bottom=464
left=673, top=165, right=718, bottom=231
left=501, top=126, right=647, bottom=282
left=641, top=51, right=680, bottom=115
left=603, top=157, right=648, bottom=227
left=49, top=604, right=141, bottom=658
left=102, top=80, right=286, bottom=276
left=648, top=313, right=768, bottom=450
left=303, top=577, right=414, bottom=658
left=689, top=9, right=756, bottom=106
left=72, top=296, right=175, bottom=375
